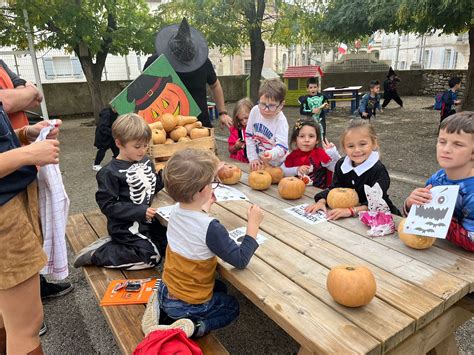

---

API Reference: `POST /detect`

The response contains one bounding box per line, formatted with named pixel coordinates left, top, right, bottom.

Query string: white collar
left=341, top=151, right=380, bottom=176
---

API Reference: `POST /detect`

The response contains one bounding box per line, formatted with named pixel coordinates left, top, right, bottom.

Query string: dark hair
left=369, top=80, right=380, bottom=89
left=306, top=77, right=318, bottom=87
left=290, top=118, right=321, bottom=147
left=439, top=111, right=473, bottom=135
left=448, top=77, right=461, bottom=88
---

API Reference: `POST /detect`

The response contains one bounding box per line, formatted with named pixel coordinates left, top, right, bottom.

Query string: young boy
left=382, top=67, right=403, bottom=108
left=246, top=78, right=289, bottom=171
left=159, top=149, right=264, bottom=337
left=404, top=112, right=473, bottom=251
left=74, top=113, right=167, bottom=269
left=440, top=77, right=462, bottom=122
left=298, top=77, right=329, bottom=141
left=359, top=80, right=383, bottom=120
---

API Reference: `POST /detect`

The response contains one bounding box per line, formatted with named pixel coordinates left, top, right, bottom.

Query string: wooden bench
left=66, top=210, right=229, bottom=355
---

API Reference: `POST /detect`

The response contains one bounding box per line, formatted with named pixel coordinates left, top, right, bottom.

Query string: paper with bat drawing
left=214, top=185, right=249, bottom=202
left=404, top=185, right=459, bottom=239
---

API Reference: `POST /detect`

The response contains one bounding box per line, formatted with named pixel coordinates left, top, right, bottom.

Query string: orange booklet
left=100, top=278, right=159, bottom=306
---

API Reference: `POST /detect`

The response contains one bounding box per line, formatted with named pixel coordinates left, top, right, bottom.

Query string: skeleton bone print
left=119, top=161, right=156, bottom=205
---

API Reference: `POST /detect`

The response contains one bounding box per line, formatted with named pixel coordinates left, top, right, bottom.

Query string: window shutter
left=42, top=57, right=55, bottom=79
left=71, top=57, right=83, bottom=78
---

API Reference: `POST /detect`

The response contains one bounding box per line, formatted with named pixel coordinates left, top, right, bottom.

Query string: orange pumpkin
left=178, top=136, right=191, bottom=142
left=327, top=188, right=359, bottom=209
left=278, top=177, right=306, bottom=200
left=327, top=265, right=376, bottom=307
left=169, top=126, right=188, bottom=142
left=155, top=163, right=166, bottom=172
left=164, top=138, right=174, bottom=145
left=264, top=166, right=284, bottom=184
left=398, top=218, right=436, bottom=249
left=184, top=121, right=202, bottom=135
left=152, top=129, right=166, bottom=144
left=190, top=128, right=210, bottom=139
left=248, top=170, right=272, bottom=191
left=161, top=113, right=178, bottom=132
left=218, top=164, right=242, bottom=185
left=149, top=121, right=163, bottom=130
left=177, top=115, right=198, bottom=126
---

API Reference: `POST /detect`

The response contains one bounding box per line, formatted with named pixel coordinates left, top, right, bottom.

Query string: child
left=228, top=98, right=253, bottom=163
left=440, top=77, right=462, bottom=123
left=246, top=78, right=289, bottom=170
left=382, top=67, right=403, bottom=108
left=282, top=118, right=340, bottom=189
left=74, top=113, right=167, bottom=269
left=298, top=78, right=329, bottom=140
left=404, top=112, right=473, bottom=251
left=93, top=106, right=119, bottom=171
left=305, top=119, right=400, bottom=219
left=359, top=80, right=383, bottom=120
left=159, top=149, right=264, bottom=337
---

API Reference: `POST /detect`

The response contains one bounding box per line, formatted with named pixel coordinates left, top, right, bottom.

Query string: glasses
left=257, top=101, right=282, bottom=112
left=200, top=177, right=221, bottom=192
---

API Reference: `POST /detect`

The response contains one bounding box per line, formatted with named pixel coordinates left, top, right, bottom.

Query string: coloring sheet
left=228, top=227, right=266, bottom=246
left=214, top=185, right=249, bottom=202
left=155, top=204, right=177, bottom=221
left=284, top=204, right=327, bottom=225
left=404, top=185, right=459, bottom=239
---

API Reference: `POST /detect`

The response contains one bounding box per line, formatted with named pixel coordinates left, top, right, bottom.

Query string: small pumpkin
left=327, top=188, right=359, bottom=209
left=218, top=164, right=242, bottom=185
left=164, top=138, right=174, bottom=145
left=178, top=136, right=191, bottom=142
left=152, top=129, right=166, bottom=144
left=264, top=166, right=284, bottom=184
left=184, top=121, right=203, bottom=135
left=177, top=115, right=198, bottom=126
left=278, top=177, right=306, bottom=200
left=155, top=163, right=166, bottom=172
left=161, top=113, right=178, bottom=132
left=248, top=170, right=272, bottom=191
left=398, top=218, right=436, bottom=249
left=169, top=126, right=188, bottom=142
left=149, top=121, right=163, bottom=130
left=190, top=127, right=210, bottom=139
left=327, top=265, right=376, bottom=307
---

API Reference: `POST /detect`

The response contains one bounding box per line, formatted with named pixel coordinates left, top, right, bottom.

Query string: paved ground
left=43, top=96, right=473, bottom=354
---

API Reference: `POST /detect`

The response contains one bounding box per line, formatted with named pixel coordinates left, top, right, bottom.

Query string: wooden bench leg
left=426, top=333, right=458, bottom=355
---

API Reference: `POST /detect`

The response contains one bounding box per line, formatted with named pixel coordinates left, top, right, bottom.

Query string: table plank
left=153, top=193, right=381, bottom=354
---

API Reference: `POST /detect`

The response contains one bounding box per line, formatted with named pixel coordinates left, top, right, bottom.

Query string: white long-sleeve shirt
left=245, top=105, right=289, bottom=166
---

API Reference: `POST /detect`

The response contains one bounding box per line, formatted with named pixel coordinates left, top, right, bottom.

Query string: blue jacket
left=359, top=93, right=381, bottom=116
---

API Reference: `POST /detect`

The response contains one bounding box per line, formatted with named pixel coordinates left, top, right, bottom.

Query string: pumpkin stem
left=345, top=267, right=355, bottom=271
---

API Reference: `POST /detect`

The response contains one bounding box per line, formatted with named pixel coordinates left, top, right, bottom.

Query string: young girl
left=282, top=119, right=340, bottom=189
left=228, top=98, right=253, bottom=163
left=305, top=119, right=400, bottom=219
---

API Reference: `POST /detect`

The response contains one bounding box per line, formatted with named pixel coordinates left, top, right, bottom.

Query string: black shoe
left=39, top=322, right=47, bottom=336
left=40, top=276, right=74, bottom=300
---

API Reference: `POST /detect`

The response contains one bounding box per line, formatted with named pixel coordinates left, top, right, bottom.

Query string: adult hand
left=24, top=139, right=60, bottom=166
left=27, top=119, right=62, bottom=142
left=219, top=113, right=233, bottom=129
left=406, top=184, right=432, bottom=210
left=327, top=208, right=351, bottom=220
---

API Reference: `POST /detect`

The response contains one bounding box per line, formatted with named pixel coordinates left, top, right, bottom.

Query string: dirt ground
left=43, top=96, right=472, bottom=354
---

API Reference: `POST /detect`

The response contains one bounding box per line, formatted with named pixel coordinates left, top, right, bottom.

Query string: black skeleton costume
left=92, top=157, right=167, bottom=270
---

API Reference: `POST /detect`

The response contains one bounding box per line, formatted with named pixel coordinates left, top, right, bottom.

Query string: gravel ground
left=43, top=96, right=472, bottom=354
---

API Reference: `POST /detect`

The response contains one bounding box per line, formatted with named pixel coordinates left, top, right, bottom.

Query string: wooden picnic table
left=153, top=161, right=473, bottom=354
left=323, top=86, right=363, bottom=113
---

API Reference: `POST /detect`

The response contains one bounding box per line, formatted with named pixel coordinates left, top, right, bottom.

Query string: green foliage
left=1, top=0, right=157, bottom=55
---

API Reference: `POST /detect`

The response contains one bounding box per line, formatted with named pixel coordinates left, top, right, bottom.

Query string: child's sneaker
left=92, top=164, right=102, bottom=171
left=148, top=319, right=195, bottom=338
left=73, top=236, right=111, bottom=268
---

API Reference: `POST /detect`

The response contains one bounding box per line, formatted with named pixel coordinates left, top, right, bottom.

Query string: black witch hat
left=127, top=74, right=172, bottom=111
left=387, top=67, right=396, bottom=78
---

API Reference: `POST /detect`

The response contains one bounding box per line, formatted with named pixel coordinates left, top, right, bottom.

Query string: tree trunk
left=462, top=27, right=473, bottom=111
left=246, top=0, right=266, bottom=104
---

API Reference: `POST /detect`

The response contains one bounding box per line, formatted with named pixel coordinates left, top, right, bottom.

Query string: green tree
left=1, top=0, right=157, bottom=120
left=317, top=0, right=473, bottom=110
left=155, top=0, right=317, bottom=103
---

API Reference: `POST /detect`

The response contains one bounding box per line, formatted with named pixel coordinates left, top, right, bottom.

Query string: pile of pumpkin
left=149, top=113, right=210, bottom=144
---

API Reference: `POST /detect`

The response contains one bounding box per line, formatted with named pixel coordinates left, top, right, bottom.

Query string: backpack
left=434, top=92, right=445, bottom=111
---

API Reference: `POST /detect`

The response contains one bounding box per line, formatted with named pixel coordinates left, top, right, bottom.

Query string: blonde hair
left=232, top=98, right=253, bottom=129
left=340, top=119, right=379, bottom=150
left=164, top=149, right=219, bottom=203
left=112, top=113, right=151, bottom=145
left=258, top=78, right=286, bottom=103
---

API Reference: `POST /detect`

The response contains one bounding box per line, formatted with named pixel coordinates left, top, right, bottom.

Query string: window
left=282, top=54, right=287, bottom=69
left=42, top=56, right=83, bottom=80
left=443, top=49, right=452, bottom=69
left=423, top=50, right=431, bottom=68
left=287, top=78, right=298, bottom=90
left=452, top=51, right=458, bottom=69
left=400, top=61, right=406, bottom=70
left=244, top=60, right=251, bottom=75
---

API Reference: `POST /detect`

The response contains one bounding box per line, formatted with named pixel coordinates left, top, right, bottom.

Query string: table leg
left=355, top=91, right=360, bottom=110
left=351, top=90, right=356, bottom=113
left=427, top=334, right=459, bottom=355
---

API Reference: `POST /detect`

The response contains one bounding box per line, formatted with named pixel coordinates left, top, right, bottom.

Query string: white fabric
left=167, top=205, right=215, bottom=260
left=36, top=120, right=70, bottom=280
left=245, top=105, right=289, bottom=166
left=322, top=146, right=341, bottom=172
left=341, top=151, right=379, bottom=176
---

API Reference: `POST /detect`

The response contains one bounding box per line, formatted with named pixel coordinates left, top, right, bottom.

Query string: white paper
left=228, top=227, right=266, bottom=245
left=155, top=204, right=177, bottom=221
left=214, top=185, right=249, bottom=202
left=404, top=185, right=459, bottom=239
left=284, top=204, right=327, bottom=225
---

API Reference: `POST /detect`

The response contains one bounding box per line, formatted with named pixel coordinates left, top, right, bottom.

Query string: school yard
left=43, top=96, right=473, bottom=354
